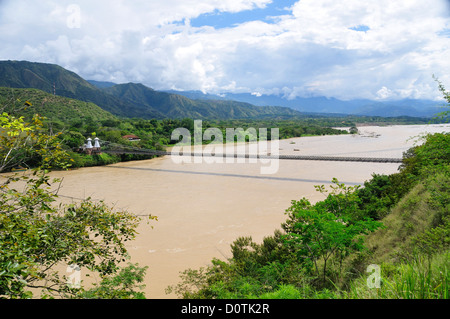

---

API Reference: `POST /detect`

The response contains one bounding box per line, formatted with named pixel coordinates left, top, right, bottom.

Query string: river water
left=48, top=124, right=449, bottom=298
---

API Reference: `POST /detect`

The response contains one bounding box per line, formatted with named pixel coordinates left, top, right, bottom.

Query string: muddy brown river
left=47, top=124, right=449, bottom=298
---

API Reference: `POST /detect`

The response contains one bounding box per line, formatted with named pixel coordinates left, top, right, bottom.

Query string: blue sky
left=349, top=25, right=370, bottom=32
left=190, top=0, right=296, bottom=28
left=0, top=0, right=449, bottom=101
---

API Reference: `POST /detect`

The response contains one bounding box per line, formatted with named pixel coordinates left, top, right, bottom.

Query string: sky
left=1, top=0, right=450, bottom=101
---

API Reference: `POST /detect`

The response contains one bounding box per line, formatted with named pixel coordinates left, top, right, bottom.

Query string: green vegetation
left=103, top=82, right=302, bottom=119
left=433, top=75, right=450, bottom=123
left=0, top=60, right=163, bottom=118
left=0, top=87, right=116, bottom=124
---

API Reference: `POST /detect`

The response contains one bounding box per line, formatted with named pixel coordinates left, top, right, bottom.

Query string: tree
left=0, top=112, right=151, bottom=298
left=78, top=263, right=148, bottom=299
left=349, top=126, right=358, bottom=134
left=356, top=174, right=397, bottom=220
left=61, top=131, right=86, bottom=149
left=432, top=75, right=450, bottom=122
left=0, top=112, right=70, bottom=172
left=399, top=132, right=450, bottom=179
left=282, top=180, right=383, bottom=284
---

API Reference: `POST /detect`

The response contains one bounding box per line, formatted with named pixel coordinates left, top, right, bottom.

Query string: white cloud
left=0, top=0, right=449, bottom=100
left=376, top=86, right=394, bottom=100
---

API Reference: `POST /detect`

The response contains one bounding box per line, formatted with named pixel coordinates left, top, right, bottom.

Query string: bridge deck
left=103, top=149, right=403, bottom=163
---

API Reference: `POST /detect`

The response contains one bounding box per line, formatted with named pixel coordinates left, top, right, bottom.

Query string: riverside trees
left=282, top=180, right=383, bottom=284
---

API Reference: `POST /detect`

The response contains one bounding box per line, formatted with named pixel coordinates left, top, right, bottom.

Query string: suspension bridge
left=98, top=141, right=403, bottom=164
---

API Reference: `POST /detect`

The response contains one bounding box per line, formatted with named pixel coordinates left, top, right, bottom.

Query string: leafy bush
left=78, top=263, right=148, bottom=299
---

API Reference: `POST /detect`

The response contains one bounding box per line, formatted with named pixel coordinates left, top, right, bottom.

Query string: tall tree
left=282, top=180, right=383, bottom=283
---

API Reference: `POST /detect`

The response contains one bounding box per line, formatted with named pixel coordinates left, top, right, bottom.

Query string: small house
left=122, top=134, right=140, bottom=142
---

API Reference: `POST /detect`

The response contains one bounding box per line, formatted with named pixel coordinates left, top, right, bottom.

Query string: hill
left=0, top=60, right=302, bottom=120
left=0, top=60, right=164, bottom=119
left=0, top=87, right=117, bottom=124
left=103, top=82, right=302, bottom=119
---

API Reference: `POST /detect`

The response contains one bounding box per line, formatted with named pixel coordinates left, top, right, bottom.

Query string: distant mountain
left=167, top=90, right=442, bottom=118
left=0, top=60, right=302, bottom=120
left=352, top=100, right=442, bottom=117
left=87, top=80, right=117, bottom=89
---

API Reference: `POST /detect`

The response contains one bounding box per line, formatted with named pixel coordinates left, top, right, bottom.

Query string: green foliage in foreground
left=0, top=112, right=152, bottom=298
left=77, top=263, right=148, bottom=299
left=167, top=132, right=450, bottom=299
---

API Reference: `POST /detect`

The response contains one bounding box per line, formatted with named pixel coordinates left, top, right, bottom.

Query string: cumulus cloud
left=0, top=0, right=449, bottom=100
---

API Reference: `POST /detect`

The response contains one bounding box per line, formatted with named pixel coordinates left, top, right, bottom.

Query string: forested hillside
left=0, top=87, right=116, bottom=123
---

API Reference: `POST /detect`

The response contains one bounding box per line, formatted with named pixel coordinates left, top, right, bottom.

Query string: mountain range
left=0, top=60, right=442, bottom=119
left=0, top=60, right=301, bottom=120
left=164, top=90, right=443, bottom=118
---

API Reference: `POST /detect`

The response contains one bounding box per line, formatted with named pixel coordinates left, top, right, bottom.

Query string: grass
left=341, top=252, right=449, bottom=299
left=362, top=178, right=443, bottom=265
left=338, top=168, right=450, bottom=299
